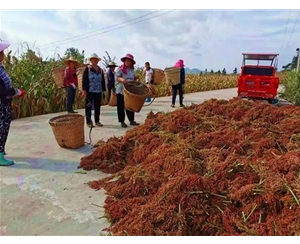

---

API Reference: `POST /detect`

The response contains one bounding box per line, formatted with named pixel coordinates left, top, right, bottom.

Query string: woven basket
left=76, top=65, right=87, bottom=91
left=52, top=67, right=65, bottom=88
left=152, top=68, right=165, bottom=85
left=109, top=90, right=117, bottom=106
left=124, top=82, right=150, bottom=113
left=147, top=84, right=158, bottom=98
left=49, top=114, right=85, bottom=149
left=164, top=67, right=181, bottom=86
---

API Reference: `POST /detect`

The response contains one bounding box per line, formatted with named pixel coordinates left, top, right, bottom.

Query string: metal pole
left=297, top=46, right=300, bottom=72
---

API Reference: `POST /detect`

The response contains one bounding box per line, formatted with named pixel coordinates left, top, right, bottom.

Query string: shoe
left=121, top=122, right=128, bottom=128
left=87, top=123, right=94, bottom=128
left=171, top=104, right=175, bottom=108
left=68, top=110, right=77, bottom=114
left=95, top=122, right=103, bottom=127
left=180, top=104, right=185, bottom=107
left=0, top=152, right=14, bottom=166
left=130, top=121, right=140, bottom=126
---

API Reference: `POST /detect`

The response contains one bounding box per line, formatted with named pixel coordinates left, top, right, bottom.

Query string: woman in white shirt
left=143, top=62, right=153, bottom=102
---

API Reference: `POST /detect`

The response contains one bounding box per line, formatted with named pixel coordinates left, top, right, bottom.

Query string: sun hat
left=0, top=42, right=10, bottom=53
left=107, top=61, right=118, bottom=67
left=63, top=56, right=81, bottom=66
left=88, top=53, right=101, bottom=62
left=174, top=59, right=185, bottom=68
left=120, top=53, right=136, bottom=65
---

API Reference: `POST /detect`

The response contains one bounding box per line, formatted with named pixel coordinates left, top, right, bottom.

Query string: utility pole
left=297, top=46, right=300, bottom=72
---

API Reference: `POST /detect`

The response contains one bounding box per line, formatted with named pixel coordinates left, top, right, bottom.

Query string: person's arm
left=149, top=69, right=154, bottom=84
left=115, top=68, right=127, bottom=84
left=63, top=67, right=72, bottom=87
left=0, top=67, right=19, bottom=96
left=101, top=71, right=106, bottom=92
left=82, top=67, right=89, bottom=91
left=181, top=68, right=185, bottom=84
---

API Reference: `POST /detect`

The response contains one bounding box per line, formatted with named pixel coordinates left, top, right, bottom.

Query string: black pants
left=66, top=86, right=76, bottom=112
left=172, top=84, right=183, bottom=105
left=85, top=92, right=102, bottom=124
left=116, top=94, right=134, bottom=123
left=107, top=87, right=114, bottom=102
left=0, top=103, right=12, bottom=153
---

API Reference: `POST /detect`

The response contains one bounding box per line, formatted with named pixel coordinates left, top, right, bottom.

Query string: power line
left=39, top=10, right=176, bottom=49
left=285, top=10, right=300, bottom=49
left=280, top=9, right=291, bottom=52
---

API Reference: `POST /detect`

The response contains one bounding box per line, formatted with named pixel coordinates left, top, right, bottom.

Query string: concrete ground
left=0, top=87, right=289, bottom=236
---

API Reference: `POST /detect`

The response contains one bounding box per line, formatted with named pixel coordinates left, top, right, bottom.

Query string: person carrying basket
left=115, top=54, right=140, bottom=128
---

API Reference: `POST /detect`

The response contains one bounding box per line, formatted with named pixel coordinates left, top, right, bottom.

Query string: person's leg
left=126, top=110, right=139, bottom=125
left=85, top=92, right=93, bottom=126
left=178, top=84, right=184, bottom=106
left=107, top=88, right=112, bottom=103
left=0, top=104, right=14, bottom=166
left=171, top=85, right=177, bottom=107
left=66, top=87, right=73, bottom=112
left=116, top=94, right=126, bottom=127
left=94, top=93, right=102, bottom=126
left=70, top=87, right=77, bottom=112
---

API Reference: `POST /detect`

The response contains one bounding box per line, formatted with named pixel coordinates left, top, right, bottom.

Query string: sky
left=0, top=1, right=300, bottom=72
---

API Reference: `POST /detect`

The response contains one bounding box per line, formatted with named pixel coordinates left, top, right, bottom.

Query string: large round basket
left=109, top=90, right=117, bottom=106
left=124, top=82, right=150, bottom=113
left=76, top=65, right=88, bottom=91
left=164, top=67, right=181, bottom=86
left=52, top=67, right=65, bottom=88
left=49, top=114, right=85, bottom=149
left=147, top=84, right=158, bottom=98
left=152, top=68, right=165, bottom=85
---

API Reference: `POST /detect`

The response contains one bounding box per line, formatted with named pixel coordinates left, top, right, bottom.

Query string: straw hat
left=120, top=53, right=136, bottom=65
left=107, top=61, right=118, bottom=68
left=64, top=56, right=81, bottom=66
left=88, top=53, right=101, bottom=62
left=0, top=42, right=10, bottom=53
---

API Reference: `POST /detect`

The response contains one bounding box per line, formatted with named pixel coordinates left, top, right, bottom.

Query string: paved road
left=0, top=87, right=287, bottom=236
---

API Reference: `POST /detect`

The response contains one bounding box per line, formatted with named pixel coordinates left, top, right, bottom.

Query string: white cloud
left=1, top=4, right=299, bottom=72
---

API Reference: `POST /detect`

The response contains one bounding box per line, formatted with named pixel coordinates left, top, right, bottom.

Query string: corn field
left=3, top=48, right=288, bottom=119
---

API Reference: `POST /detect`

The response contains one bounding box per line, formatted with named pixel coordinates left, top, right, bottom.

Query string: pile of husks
left=79, top=97, right=300, bottom=236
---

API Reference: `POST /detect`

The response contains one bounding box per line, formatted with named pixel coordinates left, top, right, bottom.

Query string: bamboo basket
left=76, top=65, right=88, bottom=91
left=109, top=90, right=117, bottom=106
left=152, top=68, right=165, bottom=85
left=49, top=114, right=85, bottom=149
left=147, top=84, right=158, bottom=98
left=52, top=67, right=65, bottom=88
left=124, top=81, right=150, bottom=113
left=164, top=67, right=181, bottom=86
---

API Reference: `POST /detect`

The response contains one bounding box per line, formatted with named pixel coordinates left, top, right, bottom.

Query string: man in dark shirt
left=106, top=61, right=118, bottom=103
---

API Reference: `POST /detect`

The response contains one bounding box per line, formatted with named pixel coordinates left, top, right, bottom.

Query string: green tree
left=233, top=67, right=237, bottom=74
left=282, top=48, right=299, bottom=71
left=63, top=47, right=85, bottom=63
left=222, top=68, right=227, bottom=75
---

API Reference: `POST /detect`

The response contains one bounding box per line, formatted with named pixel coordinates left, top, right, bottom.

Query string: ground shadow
left=8, top=156, right=87, bottom=173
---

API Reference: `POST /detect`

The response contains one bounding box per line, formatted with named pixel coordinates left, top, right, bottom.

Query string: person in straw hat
left=0, top=40, right=26, bottom=166
left=106, top=61, right=118, bottom=103
left=63, top=56, right=81, bottom=114
left=115, top=53, right=140, bottom=128
left=82, top=53, right=106, bottom=128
